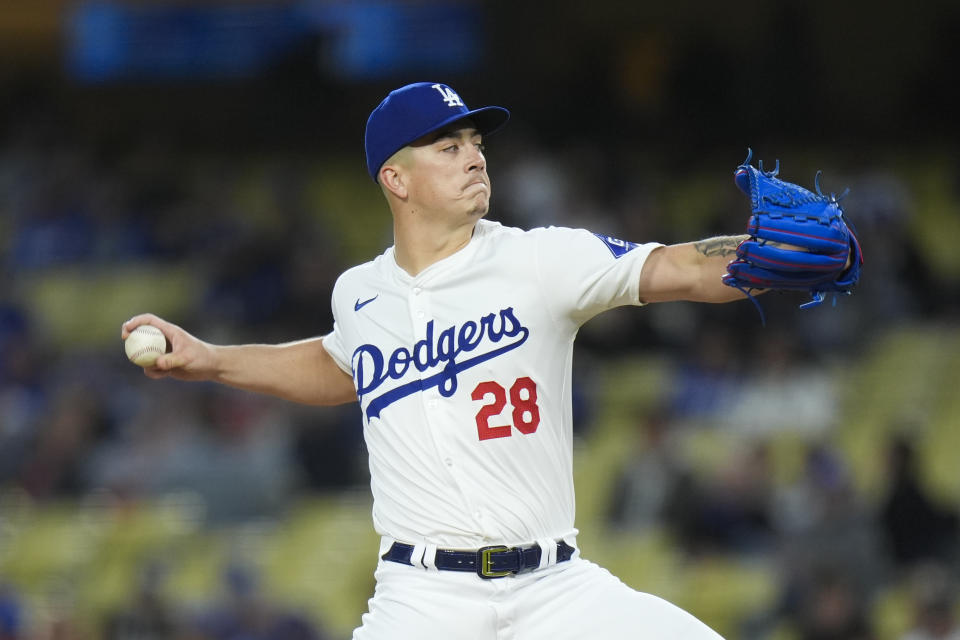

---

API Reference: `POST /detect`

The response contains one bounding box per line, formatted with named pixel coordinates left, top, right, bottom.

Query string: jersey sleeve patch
left=592, top=233, right=639, bottom=258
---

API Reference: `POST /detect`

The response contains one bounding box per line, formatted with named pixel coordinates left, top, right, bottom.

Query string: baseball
left=124, top=325, right=167, bottom=367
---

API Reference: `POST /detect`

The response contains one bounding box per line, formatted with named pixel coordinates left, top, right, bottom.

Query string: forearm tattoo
left=693, top=236, right=747, bottom=258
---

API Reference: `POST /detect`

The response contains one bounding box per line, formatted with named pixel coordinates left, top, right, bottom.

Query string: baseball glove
left=723, top=149, right=863, bottom=318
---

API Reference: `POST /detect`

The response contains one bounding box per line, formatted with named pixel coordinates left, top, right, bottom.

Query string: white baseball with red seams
left=124, top=324, right=167, bottom=367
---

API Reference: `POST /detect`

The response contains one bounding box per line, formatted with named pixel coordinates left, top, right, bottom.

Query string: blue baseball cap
left=365, top=82, right=510, bottom=183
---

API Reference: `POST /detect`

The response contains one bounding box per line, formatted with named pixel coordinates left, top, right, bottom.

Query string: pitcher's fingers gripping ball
left=124, top=325, right=168, bottom=367
left=723, top=148, right=863, bottom=321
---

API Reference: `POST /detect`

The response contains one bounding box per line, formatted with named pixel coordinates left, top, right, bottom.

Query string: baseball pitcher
left=122, top=82, right=861, bottom=639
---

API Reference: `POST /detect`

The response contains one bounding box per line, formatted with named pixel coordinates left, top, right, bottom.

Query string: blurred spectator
left=32, top=579, right=90, bottom=640
left=291, top=403, right=367, bottom=492
left=494, top=145, right=571, bottom=229
left=667, top=327, right=739, bottom=420
left=746, top=443, right=884, bottom=639
left=199, top=235, right=290, bottom=329
left=663, top=440, right=775, bottom=555
left=88, top=386, right=297, bottom=524
left=719, top=331, right=838, bottom=435
left=901, top=563, right=960, bottom=640
left=607, top=404, right=682, bottom=532
left=4, top=148, right=98, bottom=270
left=103, top=560, right=183, bottom=640
left=843, top=171, right=936, bottom=320
left=0, top=584, right=22, bottom=640
left=0, top=305, right=48, bottom=484
left=17, top=385, right=108, bottom=500
left=772, top=443, right=852, bottom=535
left=793, top=569, right=876, bottom=640
left=185, top=563, right=326, bottom=640
left=879, top=433, right=959, bottom=570
left=781, top=443, right=884, bottom=590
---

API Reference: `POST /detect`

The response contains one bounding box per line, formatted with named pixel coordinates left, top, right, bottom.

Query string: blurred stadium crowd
left=2, top=1, right=960, bottom=639
left=2, top=102, right=959, bottom=640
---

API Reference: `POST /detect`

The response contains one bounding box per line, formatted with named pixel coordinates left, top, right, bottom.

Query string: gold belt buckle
left=477, top=545, right=512, bottom=579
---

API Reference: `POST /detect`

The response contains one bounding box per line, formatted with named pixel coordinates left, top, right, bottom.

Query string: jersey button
left=444, top=458, right=453, bottom=467
left=413, top=287, right=422, bottom=295
left=416, top=311, right=425, bottom=319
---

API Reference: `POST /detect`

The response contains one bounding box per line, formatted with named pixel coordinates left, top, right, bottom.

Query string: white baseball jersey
left=322, top=219, right=661, bottom=549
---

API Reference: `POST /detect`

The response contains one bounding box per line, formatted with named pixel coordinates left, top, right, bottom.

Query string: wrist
left=206, top=343, right=230, bottom=382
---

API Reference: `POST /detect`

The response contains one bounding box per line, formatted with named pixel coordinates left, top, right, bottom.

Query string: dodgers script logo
left=353, top=308, right=528, bottom=420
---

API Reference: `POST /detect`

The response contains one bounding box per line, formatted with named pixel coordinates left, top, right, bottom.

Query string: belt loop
left=409, top=542, right=427, bottom=569
left=378, top=536, right=397, bottom=559
left=535, top=537, right=557, bottom=569
left=422, top=543, right=439, bottom=572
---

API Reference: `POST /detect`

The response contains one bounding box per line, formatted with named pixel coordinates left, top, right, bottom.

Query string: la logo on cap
left=432, top=84, right=464, bottom=107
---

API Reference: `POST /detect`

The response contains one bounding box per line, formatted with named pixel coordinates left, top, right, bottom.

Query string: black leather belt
left=382, top=540, right=576, bottom=579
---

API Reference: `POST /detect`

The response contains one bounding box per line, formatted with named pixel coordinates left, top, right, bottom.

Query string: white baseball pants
left=352, top=547, right=725, bottom=639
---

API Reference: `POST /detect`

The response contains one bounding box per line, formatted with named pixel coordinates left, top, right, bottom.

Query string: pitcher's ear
left=380, top=165, right=408, bottom=199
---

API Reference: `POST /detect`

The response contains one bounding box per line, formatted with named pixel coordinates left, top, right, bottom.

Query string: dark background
left=4, top=1, right=958, bottom=154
